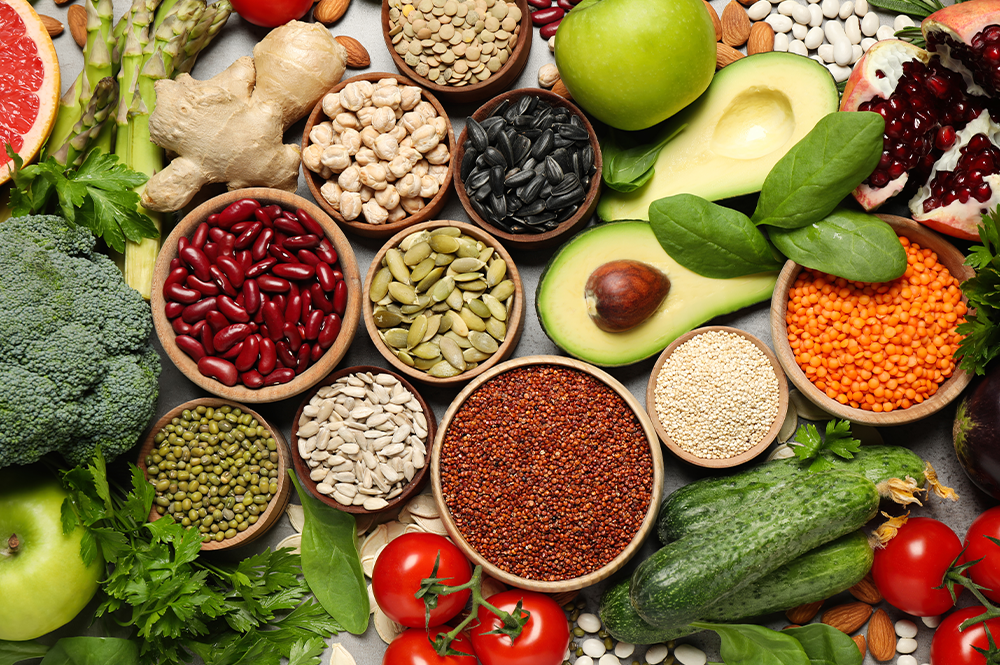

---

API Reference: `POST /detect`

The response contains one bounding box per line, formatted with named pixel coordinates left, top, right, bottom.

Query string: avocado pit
left=584, top=260, right=670, bottom=332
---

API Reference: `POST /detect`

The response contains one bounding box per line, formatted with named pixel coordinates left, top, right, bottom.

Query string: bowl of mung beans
left=431, top=355, right=663, bottom=592
left=770, top=214, right=975, bottom=427
left=137, top=398, right=291, bottom=551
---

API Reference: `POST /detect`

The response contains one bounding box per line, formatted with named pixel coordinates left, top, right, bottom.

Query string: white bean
left=834, top=39, right=853, bottom=65
left=861, top=36, right=877, bottom=50
left=577, top=613, right=602, bottom=633
left=818, top=43, right=835, bottom=61
left=575, top=658, right=594, bottom=665
left=827, top=62, right=852, bottom=81
left=793, top=3, right=811, bottom=23
left=852, top=43, right=863, bottom=62
left=582, top=639, right=606, bottom=658
left=792, top=23, right=808, bottom=39
left=897, top=637, right=918, bottom=654
left=845, top=15, right=861, bottom=42
left=789, top=38, right=809, bottom=55
left=773, top=31, right=790, bottom=50
left=645, top=645, right=669, bottom=665
left=614, top=643, right=635, bottom=658
left=895, top=620, right=918, bottom=637
left=673, top=644, right=707, bottom=665
left=839, top=0, right=854, bottom=18
left=922, top=615, right=942, bottom=628
left=862, top=11, right=879, bottom=35
left=766, top=13, right=794, bottom=31
left=748, top=0, right=772, bottom=19
left=811, top=53, right=826, bottom=64
left=805, top=25, right=825, bottom=48
left=896, top=656, right=918, bottom=665
left=877, top=24, right=895, bottom=39
left=598, top=655, right=620, bottom=665
left=822, top=0, right=839, bottom=18
left=894, top=13, right=914, bottom=29
left=855, top=0, right=868, bottom=15
left=808, top=3, right=823, bottom=25
left=778, top=0, right=798, bottom=15
left=825, top=18, right=846, bottom=43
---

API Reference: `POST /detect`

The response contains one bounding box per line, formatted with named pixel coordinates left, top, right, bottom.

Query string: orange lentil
left=785, top=236, right=966, bottom=411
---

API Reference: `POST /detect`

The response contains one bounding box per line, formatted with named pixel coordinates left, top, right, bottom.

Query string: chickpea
left=400, top=86, right=422, bottom=111
left=372, top=85, right=401, bottom=109
left=340, top=128, right=362, bottom=155
left=337, top=165, right=362, bottom=192
left=322, top=92, right=344, bottom=117
left=425, top=143, right=450, bottom=165
left=309, top=121, right=335, bottom=148
left=360, top=126, right=380, bottom=149
left=356, top=107, right=376, bottom=128
left=387, top=204, right=408, bottom=222
left=401, top=111, right=424, bottom=135
left=302, top=143, right=324, bottom=174
left=396, top=173, right=421, bottom=198
left=355, top=147, right=378, bottom=167
left=321, top=144, right=352, bottom=172
left=340, top=191, right=363, bottom=220
left=320, top=182, right=342, bottom=210
left=400, top=196, right=424, bottom=214
left=373, top=134, right=400, bottom=161
left=362, top=199, right=389, bottom=225
left=375, top=184, right=400, bottom=210
left=360, top=163, right=388, bottom=190
left=372, top=107, right=396, bottom=134
left=411, top=125, right=439, bottom=153
left=335, top=113, right=360, bottom=131
left=418, top=174, right=440, bottom=199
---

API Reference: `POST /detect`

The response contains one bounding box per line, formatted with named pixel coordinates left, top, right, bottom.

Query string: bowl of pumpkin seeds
left=363, top=219, right=524, bottom=385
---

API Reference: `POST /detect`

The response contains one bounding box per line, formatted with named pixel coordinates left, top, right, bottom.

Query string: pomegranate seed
left=879, top=151, right=892, bottom=168
left=970, top=134, right=991, bottom=152
left=960, top=189, right=972, bottom=203
left=926, top=76, right=949, bottom=98
left=924, top=196, right=940, bottom=212
left=987, top=45, right=1000, bottom=62
left=945, top=191, right=960, bottom=205
left=887, top=119, right=905, bottom=138
left=888, top=161, right=907, bottom=179
left=986, top=26, right=1000, bottom=42
left=936, top=126, right=956, bottom=150
left=975, top=183, right=993, bottom=202
left=870, top=172, right=890, bottom=188
left=976, top=156, right=995, bottom=171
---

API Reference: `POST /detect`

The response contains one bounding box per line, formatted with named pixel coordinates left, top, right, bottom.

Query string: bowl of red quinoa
left=431, top=355, right=663, bottom=592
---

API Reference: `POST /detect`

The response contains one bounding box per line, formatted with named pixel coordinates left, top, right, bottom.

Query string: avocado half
left=597, top=52, right=840, bottom=222
left=536, top=221, right=778, bottom=366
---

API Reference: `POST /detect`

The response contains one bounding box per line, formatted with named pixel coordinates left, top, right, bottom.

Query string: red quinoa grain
left=439, top=364, right=653, bottom=581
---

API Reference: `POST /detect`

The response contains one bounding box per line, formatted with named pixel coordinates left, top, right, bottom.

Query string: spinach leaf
left=691, top=623, right=811, bottom=665
left=751, top=112, right=885, bottom=229
left=39, top=638, right=137, bottom=665
left=0, top=640, right=48, bottom=665
left=782, top=624, right=863, bottom=665
left=768, top=208, right=907, bottom=282
left=649, top=194, right=783, bottom=278
left=600, top=124, right=686, bottom=193
left=288, top=472, right=369, bottom=634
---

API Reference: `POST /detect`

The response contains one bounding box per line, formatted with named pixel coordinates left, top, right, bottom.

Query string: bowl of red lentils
left=430, top=355, right=663, bottom=592
left=770, top=214, right=975, bottom=426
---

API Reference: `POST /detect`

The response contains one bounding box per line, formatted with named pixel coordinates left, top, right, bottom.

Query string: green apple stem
left=1, top=533, right=18, bottom=557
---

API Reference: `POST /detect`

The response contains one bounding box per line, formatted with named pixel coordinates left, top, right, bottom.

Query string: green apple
left=554, top=0, right=717, bottom=131
left=0, top=466, right=103, bottom=641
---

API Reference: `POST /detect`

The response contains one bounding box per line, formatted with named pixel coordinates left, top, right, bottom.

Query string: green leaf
left=288, top=472, right=369, bottom=634
left=691, top=623, right=811, bottom=665
left=39, top=638, right=138, bottom=665
left=823, top=420, right=862, bottom=460
left=752, top=112, right=885, bottom=229
left=792, top=423, right=822, bottom=462
left=957, top=207, right=1000, bottom=374
left=0, top=639, right=49, bottom=665
left=600, top=124, right=686, bottom=193
left=648, top=195, right=783, bottom=278
left=782, top=624, right=863, bottom=665
left=768, top=208, right=907, bottom=282
left=286, top=638, right=326, bottom=665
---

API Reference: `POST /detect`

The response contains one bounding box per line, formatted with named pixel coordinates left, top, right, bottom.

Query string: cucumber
left=658, top=445, right=925, bottom=543
left=600, top=531, right=873, bottom=644
left=630, top=470, right=879, bottom=629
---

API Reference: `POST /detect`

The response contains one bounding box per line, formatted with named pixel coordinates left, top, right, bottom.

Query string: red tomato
left=965, top=507, right=1000, bottom=602
left=470, top=590, right=570, bottom=665
left=230, top=0, right=312, bottom=27
left=930, top=606, right=1000, bottom=664
left=384, top=628, right=477, bottom=665
left=872, top=516, right=964, bottom=616
left=371, top=533, right=472, bottom=628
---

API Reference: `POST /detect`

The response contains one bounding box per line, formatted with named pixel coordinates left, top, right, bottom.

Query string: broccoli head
left=0, top=215, right=161, bottom=467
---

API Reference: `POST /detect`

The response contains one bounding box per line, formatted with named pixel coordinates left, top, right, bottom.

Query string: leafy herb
left=781, top=624, right=863, bottom=665
left=599, top=124, right=686, bottom=193
left=751, top=112, right=885, bottom=230
left=956, top=207, right=1000, bottom=375
left=768, top=208, right=907, bottom=282
left=649, top=194, right=783, bottom=278
left=0, top=640, right=49, bottom=665
left=288, top=472, right=370, bottom=634
left=691, top=623, right=810, bottom=665
left=40, top=638, right=139, bottom=665
left=895, top=25, right=926, bottom=48
left=866, top=0, right=944, bottom=17
left=4, top=145, right=158, bottom=253
left=792, top=419, right=862, bottom=472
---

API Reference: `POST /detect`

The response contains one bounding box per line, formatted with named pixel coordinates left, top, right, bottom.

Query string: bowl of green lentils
left=137, top=398, right=291, bottom=551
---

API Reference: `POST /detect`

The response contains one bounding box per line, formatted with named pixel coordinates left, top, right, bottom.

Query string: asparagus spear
left=47, top=77, right=119, bottom=169
left=175, top=0, right=234, bottom=75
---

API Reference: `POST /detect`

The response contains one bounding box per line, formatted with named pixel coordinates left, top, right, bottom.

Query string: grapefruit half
left=0, top=0, right=60, bottom=185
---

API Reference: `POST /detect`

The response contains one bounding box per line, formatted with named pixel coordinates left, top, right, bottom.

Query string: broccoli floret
left=0, top=215, right=161, bottom=468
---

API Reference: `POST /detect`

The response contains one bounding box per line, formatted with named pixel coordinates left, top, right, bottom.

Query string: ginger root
left=141, top=21, right=347, bottom=212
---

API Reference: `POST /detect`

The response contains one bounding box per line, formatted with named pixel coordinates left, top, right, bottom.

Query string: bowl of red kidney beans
left=151, top=188, right=363, bottom=403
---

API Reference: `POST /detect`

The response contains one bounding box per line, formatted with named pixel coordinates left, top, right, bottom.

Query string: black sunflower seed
left=466, top=117, right=488, bottom=153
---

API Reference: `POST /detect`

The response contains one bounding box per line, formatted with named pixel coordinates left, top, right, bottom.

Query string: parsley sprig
left=791, top=419, right=863, bottom=472
left=956, top=207, right=1000, bottom=375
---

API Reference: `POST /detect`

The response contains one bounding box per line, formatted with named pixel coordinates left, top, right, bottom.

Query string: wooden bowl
left=363, top=219, right=525, bottom=386
left=289, top=365, right=437, bottom=515
left=453, top=88, right=602, bottom=251
left=770, top=214, right=974, bottom=426
left=301, top=72, right=455, bottom=240
left=646, top=326, right=789, bottom=468
left=136, top=398, right=291, bottom=551
left=150, top=188, right=363, bottom=403
left=381, top=0, right=532, bottom=105
left=431, top=355, right=664, bottom=592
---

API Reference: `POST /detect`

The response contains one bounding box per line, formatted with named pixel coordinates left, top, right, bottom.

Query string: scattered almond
left=785, top=600, right=823, bottom=625
left=551, top=78, right=572, bottom=100
left=821, top=602, right=873, bottom=635
left=38, top=15, right=63, bottom=37
left=314, top=0, right=350, bottom=24
left=335, top=35, right=370, bottom=68
left=703, top=0, right=722, bottom=41
left=747, top=21, right=774, bottom=54
left=67, top=4, right=86, bottom=48
left=716, top=43, right=744, bottom=69
left=54, top=0, right=74, bottom=4
left=737, top=0, right=755, bottom=6
left=849, top=572, right=883, bottom=605
left=852, top=634, right=867, bottom=657
left=720, top=1, right=751, bottom=47
left=867, top=608, right=896, bottom=662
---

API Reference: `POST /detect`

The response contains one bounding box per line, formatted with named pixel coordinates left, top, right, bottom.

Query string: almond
left=852, top=634, right=867, bottom=657
left=785, top=600, right=823, bottom=625
left=67, top=5, right=87, bottom=48
left=54, top=0, right=74, bottom=4
left=849, top=572, right=883, bottom=605
left=721, top=1, right=751, bottom=47
left=821, top=602, right=873, bottom=635
left=335, top=35, right=370, bottom=68
left=703, top=0, right=722, bottom=41
left=38, top=15, right=63, bottom=37
left=867, top=608, right=896, bottom=662
left=737, top=0, right=755, bottom=7
left=747, top=21, right=774, bottom=54
left=716, top=42, right=744, bottom=69
left=552, top=78, right=572, bottom=100
left=314, top=0, right=350, bottom=24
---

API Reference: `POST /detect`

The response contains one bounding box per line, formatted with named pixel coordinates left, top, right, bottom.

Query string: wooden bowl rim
left=430, top=354, right=664, bottom=592
left=645, top=325, right=789, bottom=468
left=301, top=72, right=456, bottom=239
left=288, top=364, right=438, bottom=515
left=452, top=88, right=603, bottom=249
left=381, top=0, right=533, bottom=103
left=150, top=188, right=362, bottom=403
left=769, top=214, right=975, bottom=426
left=362, top=219, right=525, bottom=386
left=136, top=398, right=291, bottom=551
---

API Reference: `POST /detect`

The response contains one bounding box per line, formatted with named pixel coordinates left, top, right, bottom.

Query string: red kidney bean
left=310, top=284, right=333, bottom=313
left=332, top=280, right=348, bottom=317
left=237, top=250, right=252, bottom=272
left=165, top=301, right=185, bottom=319
left=235, top=334, right=260, bottom=372
left=304, top=309, right=324, bottom=340
left=242, top=370, right=264, bottom=389
left=248, top=321, right=259, bottom=334
left=258, top=337, right=277, bottom=375
left=532, top=6, right=563, bottom=23
left=315, top=262, right=337, bottom=291
left=169, top=257, right=183, bottom=271
left=191, top=222, right=210, bottom=249
left=172, top=318, right=193, bottom=335
left=208, top=213, right=220, bottom=225
left=556, top=0, right=572, bottom=10
left=297, top=249, right=320, bottom=266
left=262, top=302, right=285, bottom=341
left=254, top=207, right=273, bottom=227
left=300, top=289, right=312, bottom=317
left=275, top=340, right=297, bottom=369
left=203, top=242, right=219, bottom=264
left=208, top=227, right=229, bottom=243
left=243, top=279, right=261, bottom=315
left=176, top=334, right=206, bottom=361
left=540, top=17, right=561, bottom=37
left=165, top=267, right=188, bottom=288
left=283, top=322, right=303, bottom=351
left=214, top=323, right=251, bottom=353
left=263, top=368, right=295, bottom=386
left=222, top=339, right=245, bottom=359
left=217, top=295, right=250, bottom=323
left=273, top=216, right=305, bottom=236
left=295, top=209, right=325, bottom=237
left=258, top=274, right=290, bottom=293
left=296, top=343, right=311, bottom=374
left=315, top=240, right=338, bottom=265
left=198, top=356, right=238, bottom=386
left=268, top=243, right=298, bottom=264
left=186, top=275, right=221, bottom=297
left=179, top=245, right=211, bottom=281
left=272, top=294, right=287, bottom=313
left=246, top=258, right=277, bottom=278
left=218, top=233, right=235, bottom=256
left=205, top=311, right=229, bottom=334
left=284, top=234, right=320, bottom=251
left=216, top=255, right=245, bottom=288
left=178, top=236, right=190, bottom=254
left=190, top=320, right=207, bottom=337
left=527, top=0, right=551, bottom=8
left=273, top=263, right=315, bottom=281
left=209, top=265, right=238, bottom=298
left=201, top=323, right=216, bottom=355
left=284, top=293, right=302, bottom=324
left=262, top=205, right=283, bottom=220
left=318, top=313, right=341, bottom=349
left=182, top=297, right=218, bottom=324
left=252, top=228, right=274, bottom=261
left=218, top=198, right=260, bottom=229
left=274, top=232, right=288, bottom=248
left=234, top=222, right=263, bottom=250
left=231, top=221, right=254, bottom=235
left=310, top=343, right=325, bottom=363
left=164, top=282, right=201, bottom=305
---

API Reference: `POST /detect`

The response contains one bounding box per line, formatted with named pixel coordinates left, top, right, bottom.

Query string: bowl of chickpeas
left=770, top=214, right=975, bottom=426
left=301, top=72, right=456, bottom=239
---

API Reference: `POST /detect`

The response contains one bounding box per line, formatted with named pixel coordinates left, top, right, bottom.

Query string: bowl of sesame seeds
left=431, top=355, right=663, bottom=592
left=646, top=326, right=789, bottom=468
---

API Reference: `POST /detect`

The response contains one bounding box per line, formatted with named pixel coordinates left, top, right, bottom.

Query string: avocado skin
left=954, top=366, right=1000, bottom=499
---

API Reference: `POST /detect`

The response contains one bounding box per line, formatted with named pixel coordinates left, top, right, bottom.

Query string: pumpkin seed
left=457, top=240, right=481, bottom=258
left=382, top=328, right=409, bottom=348
left=370, top=267, right=392, bottom=301
left=439, top=336, right=466, bottom=370
left=469, top=331, right=499, bottom=354
left=396, top=349, right=415, bottom=367
left=373, top=308, right=403, bottom=328
left=444, top=330, right=472, bottom=348
left=414, top=355, right=441, bottom=370
left=463, top=347, right=491, bottom=362
left=423, top=315, right=442, bottom=342
left=486, top=258, right=506, bottom=287
left=485, top=317, right=506, bottom=341
left=429, top=234, right=461, bottom=253
left=399, top=230, right=430, bottom=252
left=460, top=307, right=486, bottom=332
left=432, top=276, right=456, bottom=303
left=449, top=313, right=470, bottom=337
left=478, top=246, right=495, bottom=264
left=446, top=286, right=465, bottom=311
left=453, top=271, right=485, bottom=283
left=403, top=241, right=432, bottom=266
left=451, top=257, right=486, bottom=273
left=458, top=279, right=487, bottom=291
left=412, top=342, right=442, bottom=360
left=435, top=253, right=455, bottom=266
left=431, top=301, right=451, bottom=313
left=410, top=257, right=437, bottom=283
left=416, top=267, right=445, bottom=293
left=439, top=311, right=454, bottom=333
left=482, top=293, right=507, bottom=321
left=467, top=298, right=491, bottom=319
left=429, top=226, right=461, bottom=237
left=407, top=315, right=428, bottom=349
left=490, top=279, right=514, bottom=301
left=428, top=360, right=463, bottom=378
left=385, top=249, right=411, bottom=284
left=388, top=281, right=418, bottom=305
